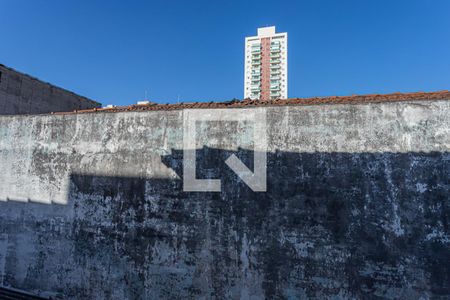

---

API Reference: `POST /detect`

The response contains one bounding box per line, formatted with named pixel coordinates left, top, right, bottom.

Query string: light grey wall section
left=0, top=100, right=449, bottom=299
left=0, top=65, right=101, bottom=115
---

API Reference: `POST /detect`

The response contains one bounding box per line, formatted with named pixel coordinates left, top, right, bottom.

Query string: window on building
left=0, top=71, right=2, bottom=83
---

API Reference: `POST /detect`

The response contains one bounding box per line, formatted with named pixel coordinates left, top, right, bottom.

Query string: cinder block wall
left=0, top=64, right=101, bottom=115
left=0, top=100, right=449, bottom=299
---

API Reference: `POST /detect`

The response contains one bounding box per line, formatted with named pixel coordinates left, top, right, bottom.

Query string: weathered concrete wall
left=0, top=100, right=449, bottom=299
left=0, top=64, right=101, bottom=115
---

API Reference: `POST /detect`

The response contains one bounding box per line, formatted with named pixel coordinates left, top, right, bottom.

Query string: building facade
left=0, top=64, right=100, bottom=115
left=244, top=26, right=288, bottom=100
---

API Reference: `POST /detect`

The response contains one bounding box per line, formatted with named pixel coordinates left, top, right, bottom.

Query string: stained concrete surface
left=0, top=101, right=449, bottom=299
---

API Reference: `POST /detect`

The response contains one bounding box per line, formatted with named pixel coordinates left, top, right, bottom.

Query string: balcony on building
left=270, top=53, right=281, bottom=58
left=251, top=44, right=261, bottom=53
left=270, top=59, right=281, bottom=64
left=270, top=64, right=281, bottom=69
left=270, top=43, right=281, bottom=51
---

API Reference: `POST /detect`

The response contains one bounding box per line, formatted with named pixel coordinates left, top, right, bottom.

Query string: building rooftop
left=45, top=90, right=450, bottom=116
left=0, top=63, right=101, bottom=106
left=257, top=26, right=276, bottom=37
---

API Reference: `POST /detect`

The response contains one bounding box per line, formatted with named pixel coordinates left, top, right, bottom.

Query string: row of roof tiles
left=52, top=90, right=450, bottom=115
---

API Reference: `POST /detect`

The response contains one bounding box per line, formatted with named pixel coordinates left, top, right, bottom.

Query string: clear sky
left=1, top=0, right=449, bottom=106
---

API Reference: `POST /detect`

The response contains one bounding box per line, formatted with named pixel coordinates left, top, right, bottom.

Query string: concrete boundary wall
left=0, top=100, right=449, bottom=299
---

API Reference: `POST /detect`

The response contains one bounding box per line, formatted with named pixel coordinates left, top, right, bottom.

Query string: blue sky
left=1, top=0, right=449, bottom=106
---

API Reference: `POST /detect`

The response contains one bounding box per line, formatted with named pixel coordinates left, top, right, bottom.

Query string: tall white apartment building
left=244, top=26, right=288, bottom=100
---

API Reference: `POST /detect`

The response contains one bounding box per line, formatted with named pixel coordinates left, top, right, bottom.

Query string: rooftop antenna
left=177, top=94, right=180, bottom=103
left=144, top=90, right=148, bottom=101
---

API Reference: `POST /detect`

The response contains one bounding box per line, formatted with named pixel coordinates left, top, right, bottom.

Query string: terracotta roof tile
left=51, top=90, right=450, bottom=115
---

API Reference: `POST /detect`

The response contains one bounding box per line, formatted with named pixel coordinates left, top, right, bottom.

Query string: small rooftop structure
left=136, top=100, right=157, bottom=106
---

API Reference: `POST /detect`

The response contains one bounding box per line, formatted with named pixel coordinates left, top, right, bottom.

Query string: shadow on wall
left=0, top=147, right=449, bottom=299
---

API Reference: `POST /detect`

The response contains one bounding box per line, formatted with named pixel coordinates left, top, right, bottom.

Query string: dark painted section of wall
left=1, top=149, right=449, bottom=299
left=0, top=64, right=101, bottom=115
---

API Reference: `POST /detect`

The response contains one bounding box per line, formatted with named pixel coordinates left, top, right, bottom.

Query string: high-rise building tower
left=244, top=26, right=288, bottom=100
